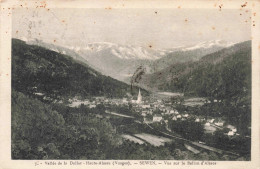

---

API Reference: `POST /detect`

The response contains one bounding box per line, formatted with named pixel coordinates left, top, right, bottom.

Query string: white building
left=205, top=122, right=210, bottom=126
left=153, top=114, right=163, bottom=122
left=177, top=115, right=182, bottom=119
left=141, top=111, right=147, bottom=116
left=89, top=105, right=96, bottom=108
left=172, top=116, right=177, bottom=121
left=215, top=122, right=224, bottom=127
left=183, top=114, right=189, bottom=118
left=136, top=89, right=142, bottom=104
left=227, top=131, right=235, bottom=136
left=195, top=118, right=200, bottom=122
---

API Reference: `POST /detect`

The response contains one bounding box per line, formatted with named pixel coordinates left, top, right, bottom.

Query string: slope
left=140, top=40, right=251, bottom=96
left=12, top=38, right=142, bottom=99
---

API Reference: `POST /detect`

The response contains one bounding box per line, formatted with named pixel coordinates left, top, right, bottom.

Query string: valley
left=26, top=39, right=235, bottom=84
left=11, top=38, right=251, bottom=160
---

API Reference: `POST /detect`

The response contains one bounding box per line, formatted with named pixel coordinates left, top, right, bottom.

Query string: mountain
left=12, top=38, right=144, bottom=100
left=26, top=39, right=90, bottom=65
left=149, top=40, right=235, bottom=73
left=24, top=40, right=167, bottom=82
left=139, top=40, right=251, bottom=93
left=58, top=42, right=171, bottom=83
left=25, top=39, right=234, bottom=84
left=181, top=40, right=234, bottom=51
left=76, top=42, right=167, bottom=60
left=72, top=40, right=234, bottom=82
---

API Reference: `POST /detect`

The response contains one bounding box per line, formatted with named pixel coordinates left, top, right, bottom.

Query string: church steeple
left=137, top=88, right=142, bottom=103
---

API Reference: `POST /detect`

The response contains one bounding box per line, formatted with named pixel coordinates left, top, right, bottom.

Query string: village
left=66, top=89, right=240, bottom=137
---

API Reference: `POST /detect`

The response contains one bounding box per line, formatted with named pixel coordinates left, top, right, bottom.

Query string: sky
left=12, top=8, right=251, bottom=49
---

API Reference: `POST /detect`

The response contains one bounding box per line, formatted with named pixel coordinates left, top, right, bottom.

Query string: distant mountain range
left=26, top=38, right=235, bottom=83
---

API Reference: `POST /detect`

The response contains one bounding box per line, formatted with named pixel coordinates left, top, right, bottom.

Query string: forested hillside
left=169, top=41, right=251, bottom=99
left=12, top=39, right=142, bottom=100
left=148, top=45, right=224, bottom=73
left=141, top=41, right=251, bottom=135
left=12, top=90, right=121, bottom=159
left=141, top=41, right=251, bottom=97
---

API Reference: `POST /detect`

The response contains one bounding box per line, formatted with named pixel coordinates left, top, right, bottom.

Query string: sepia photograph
left=0, top=1, right=257, bottom=166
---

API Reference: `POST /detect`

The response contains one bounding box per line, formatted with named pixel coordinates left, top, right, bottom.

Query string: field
left=134, top=133, right=172, bottom=146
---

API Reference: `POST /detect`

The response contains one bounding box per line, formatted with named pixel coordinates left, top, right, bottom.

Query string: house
left=89, top=104, right=96, bottom=108
left=170, top=110, right=175, bottom=114
left=172, top=116, right=177, bottom=121
left=141, top=111, right=147, bottom=116
left=144, top=117, right=153, bottom=124
left=195, top=118, right=200, bottom=122
left=177, top=115, right=182, bottom=119
left=183, top=114, right=189, bottom=118
left=214, top=119, right=225, bottom=127
left=227, top=130, right=235, bottom=136
left=215, top=121, right=224, bottom=127
left=153, top=114, right=163, bottom=122
left=205, top=122, right=210, bottom=126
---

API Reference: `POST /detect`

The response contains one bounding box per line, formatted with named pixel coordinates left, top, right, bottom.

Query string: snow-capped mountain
left=181, top=40, right=234, bottom=51
left=67, top=42, right=168, bottom=60
left=23, top=38, right=237, bottom=83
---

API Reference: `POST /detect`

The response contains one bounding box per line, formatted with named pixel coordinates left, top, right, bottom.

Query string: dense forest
left=168, top=41, right=251, bottom=100
left=12, top=90, right=119, bottom=159
left=12, top=39, right=144, bottom=99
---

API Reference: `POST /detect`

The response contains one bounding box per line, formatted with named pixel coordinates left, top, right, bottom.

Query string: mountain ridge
left=139, top=40, right=251, bottom=93
left=24, top=38, right=237, bottom=83
left=12, top=38, right=145, bottom=100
